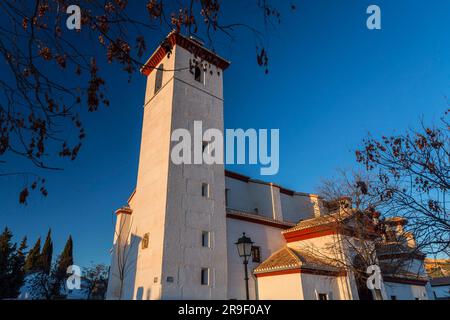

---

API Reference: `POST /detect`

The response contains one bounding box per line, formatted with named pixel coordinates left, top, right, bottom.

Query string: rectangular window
left=142, top=233, right=150, bottom=249
left=202, top=231, right=210, bottom=248
left=154, top=64, right=164, bottom=94
left=201, top=268, right=210, bottom=286
left=318, top=293, right=328, bottom=301
left=195, top=66, right=203, bottom=84
left=202, top=141, right=210, bottom=156
left=251, top=246, right=261, bottom=263
left=202, top=183, right=209, bottom=198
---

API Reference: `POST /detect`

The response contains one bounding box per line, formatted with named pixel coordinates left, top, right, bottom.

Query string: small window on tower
left=202, top=141, right=209, bottom=154
left=202, top=183, right=209, bottom=198
left=202, top=231, right=210, bottom=248
left=201, top=268, right=210, bottom=286
left=194, top=66, right=203, bottom=84
left=142, top=233, right=150, bottom=250
left=154, top=64, right=164, bottom=94
left=251, top=246, right=261, bottom=263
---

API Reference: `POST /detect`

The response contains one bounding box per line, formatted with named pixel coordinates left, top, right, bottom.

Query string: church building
left=106, top=31, right=431, bottom=300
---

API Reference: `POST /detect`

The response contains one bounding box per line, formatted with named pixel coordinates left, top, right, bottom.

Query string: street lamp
left=235, top=233, right=253, bottom=300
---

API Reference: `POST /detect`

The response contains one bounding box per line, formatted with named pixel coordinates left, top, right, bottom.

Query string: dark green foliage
left=56, top=236, right=73, bottom=275
left=9, top=237, right=27, bottom=296
left=0, top=228, right=27, bottom=299
left=51, top=235, right=74, bottom=299
left=24, top=238, right=41, bottom=273
left=2, top=227, right=77, bottom=300
left=40, top=229, right=53, bottom=275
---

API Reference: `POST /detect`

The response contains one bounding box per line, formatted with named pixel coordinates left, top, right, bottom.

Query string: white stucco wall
left=225, top=176, right=324, bottom=224
left=378, top=257, right=429, bottom=301
left=257, top=272, right=347, bottom=300
left=226, top=218, right=286, bottom=300
left=225, top=177, right=271, bottom=217
left=286, top=233, right=384, bottom=300
left=257, top=273, right=302, bottom=300
left=384, top=282, right=429, bottom=300
left=431, top=284, right=450, bottom=300
left=161, top=44, right=228, bottom=300
left=300, top=273, right=346, bottom=300
left=280, top=193, right=320, bottom=223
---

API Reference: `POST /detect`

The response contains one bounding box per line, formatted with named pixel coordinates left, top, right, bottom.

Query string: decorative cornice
left=115, top=206, right=133, bottom=216
left=141, top=31, right=230, bottom=76
left=225, top=170, right=250, bottom=183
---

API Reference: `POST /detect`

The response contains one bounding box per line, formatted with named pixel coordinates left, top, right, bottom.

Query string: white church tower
left=106, top=32, right=231, bottom=300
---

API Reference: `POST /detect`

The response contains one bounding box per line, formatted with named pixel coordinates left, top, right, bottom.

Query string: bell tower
left=107, top=32, right=230, bottom=300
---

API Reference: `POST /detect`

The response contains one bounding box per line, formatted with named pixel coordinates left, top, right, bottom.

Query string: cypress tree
left=0, top=227, right=16, bottom=299
left=56, top=235, right=73, bottom=274
left=9, top=237, right=27, bottom=297
left=0, top=228, right=27, bottom=299
left=0, top=227, right=14, bottom=274
left=52, top=235, right=74, bottom=298
left=40, top=229, right=53, bottom=275
left=24, top=238, right=41, bottom=273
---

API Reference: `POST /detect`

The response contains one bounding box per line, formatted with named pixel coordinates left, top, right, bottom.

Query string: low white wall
left=300, top=273, right=345, bottom=300
left=257, top=272, right=348, bottom=300
left=384, top=282, right=429, bottom=300
left=431, top=285, right=450, bottom=300
left=257, top=273, right=302, bottom=300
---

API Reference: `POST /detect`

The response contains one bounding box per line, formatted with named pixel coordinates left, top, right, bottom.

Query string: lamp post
left=235, top=233, right=254, bottom=300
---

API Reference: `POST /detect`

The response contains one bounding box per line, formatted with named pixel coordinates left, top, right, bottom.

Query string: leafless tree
left=83, top=263, right=109, bottom=300
left=0, top=0, right=295, bottom=203
left=356, top=110, right=450, bottom=256
left=311, top=171, right=427, bottom=300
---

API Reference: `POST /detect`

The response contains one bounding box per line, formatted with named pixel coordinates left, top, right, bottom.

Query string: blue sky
left=1, top=0, right=449, bottom=267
